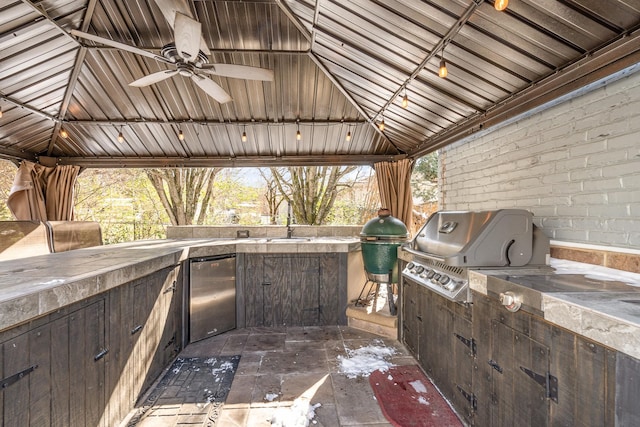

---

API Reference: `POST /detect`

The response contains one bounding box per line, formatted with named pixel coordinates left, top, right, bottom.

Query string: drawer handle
left=131, top=325, right=143, bottom=335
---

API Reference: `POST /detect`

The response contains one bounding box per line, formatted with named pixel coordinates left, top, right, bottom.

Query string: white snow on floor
left=550, top=258, right=640, bottom=286
left=409, top=379, right=428, bottom=394
left=337, top=339, right=397, bottom=378
left=270, top=398, right=321, bottom=427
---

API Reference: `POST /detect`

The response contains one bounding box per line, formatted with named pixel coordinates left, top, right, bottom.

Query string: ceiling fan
left=70, top=0, right=274, bottom=103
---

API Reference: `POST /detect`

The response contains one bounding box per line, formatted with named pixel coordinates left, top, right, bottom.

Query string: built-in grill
left=401, top=209, right=550, bottom=303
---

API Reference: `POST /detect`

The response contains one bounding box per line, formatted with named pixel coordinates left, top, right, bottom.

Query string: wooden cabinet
left=471, top=292, right=617, bottom=427
left=403, top=281, right=474, bottom=423
left=399, top=283, right=633, bottom=426
left=0, top=264, right=183, bottom=427
left=242, top=253, right=346, bottom=327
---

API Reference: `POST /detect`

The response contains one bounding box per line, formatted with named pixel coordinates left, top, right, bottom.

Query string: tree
left=411, top=152, right=438, bottom=203
left=259, top=169, right=285, bottom=224
left=145, top=168, right=220, bottom=226
left=0, top=160, right=17, bottom=220
left=270, top=166, right=358, bottom=225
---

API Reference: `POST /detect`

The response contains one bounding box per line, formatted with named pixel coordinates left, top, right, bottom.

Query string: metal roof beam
left=53, top=154, right=402, bottom=169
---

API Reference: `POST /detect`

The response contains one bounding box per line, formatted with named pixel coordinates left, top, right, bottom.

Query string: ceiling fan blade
left=154, top=0, right=210, bottom=56
left=200, top=64, right=275, bottom=81
left=174, top=12, right=202, bottom=62
left=70, top=30, right=170, bottom=64
left=130, top=70, right=179, bottom=87
left=191, top=74, right=232, bottom=103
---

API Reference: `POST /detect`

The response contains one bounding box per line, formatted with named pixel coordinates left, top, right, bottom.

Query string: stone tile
left=244, top=407, right=278, bottom=426
left=311, top=403, right=341, bottom=427
left=331, top=373, right=388, bottom=425
left=244, top=333, right=286, bottom=352
left=226, top=375, right=256, bottom=407
left=251, top=374, right=284, bottom=406
left=220, top=334, right=249, bottom=355
left=217, top=407, right=250, bottom=427
left=235, top=352, right=263, bottom=376
left=279, top=372, right=334, bottom=405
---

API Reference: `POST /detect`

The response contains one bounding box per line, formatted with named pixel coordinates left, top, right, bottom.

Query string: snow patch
left=337, top=340, right=397, bottom=378
left=409, top=379, right=427, bottom=394
left=550, top=258, right=640, bottom=286
left=270, top=397, right=321, bottom=427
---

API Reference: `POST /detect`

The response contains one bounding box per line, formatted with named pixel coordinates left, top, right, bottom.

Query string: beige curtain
left=374, top=158, right=414, bottom=229
left=7, top=161, right=80, bottom=221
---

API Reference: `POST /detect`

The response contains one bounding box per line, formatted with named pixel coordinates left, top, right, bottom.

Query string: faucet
left=286, top=201, right=294, bottom=238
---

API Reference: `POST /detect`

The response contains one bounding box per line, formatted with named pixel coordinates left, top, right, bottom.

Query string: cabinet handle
left=131, top=325, right=143, bottom=335
left=163, top=281, right=177, bottom=294
left=416, top=315, right=422, bottom=322
left=262, top=282, right=271, bottom=286
left=94, top=348, right=109, bottom=361
left=1, top=365, right=37, bottom=389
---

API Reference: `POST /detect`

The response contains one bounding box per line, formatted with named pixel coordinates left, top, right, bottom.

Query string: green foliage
left=411, top=152, right=439, bottom=203
left=0, top=160, right=17, bottom=220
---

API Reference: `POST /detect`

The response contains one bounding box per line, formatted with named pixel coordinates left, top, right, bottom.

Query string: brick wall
left=440, top=65, right=640, bottom=252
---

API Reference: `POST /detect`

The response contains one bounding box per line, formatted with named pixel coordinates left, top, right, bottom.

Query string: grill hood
left=410, top=209, right=549, bottom=268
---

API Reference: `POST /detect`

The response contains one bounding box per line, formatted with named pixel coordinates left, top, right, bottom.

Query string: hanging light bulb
left=178, top=129, right=185, bottom=141
left=495, top=0, right=508, bottom=11
left=401, top=88, right=409, bottom=109
left=0, top=107, right=3, bottom=119
left=60, top=128, right=68, bottom=138
left=296, top=122, right=302, bottom=141
left=439, top=48, right=448, bottom=78
left=378, top=117, right=385, bottom=132
left=439, top=59, right=448, bottom=78
left=116, top=125, right=124, bottom=143
left=346, top=130, right=352, bottom=142
left=241, top=125, right=247, bottom=142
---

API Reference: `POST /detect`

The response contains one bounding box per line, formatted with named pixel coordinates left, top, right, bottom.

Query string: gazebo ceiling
left=0, top=0, right=639, bottom=168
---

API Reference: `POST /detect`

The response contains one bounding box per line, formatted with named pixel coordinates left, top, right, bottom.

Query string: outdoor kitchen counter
left=468, top=264, right=640, bottom=360
left=0, top=237, right=361, bottom=332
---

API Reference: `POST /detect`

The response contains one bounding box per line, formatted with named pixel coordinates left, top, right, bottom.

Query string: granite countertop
left=0, top=237, right=361, bottom=333
left=469, top=259, right=640, bottom=359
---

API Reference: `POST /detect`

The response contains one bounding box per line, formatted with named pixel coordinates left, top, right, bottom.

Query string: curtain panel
left=7, top=161, right=81, bottom=221
left=373, top=158, right=414, bottom=231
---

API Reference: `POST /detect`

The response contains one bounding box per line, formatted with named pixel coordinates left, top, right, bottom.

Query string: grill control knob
left=407, top=262, right=415, bottom=270
left=415, top=266, right=425, bottom=274
left=420, top=268, right=429, bottom=278
left=499, top=291, right=522, bottom=312
left=426, top=270, right=436, bottom=279
left=432, top=273, right=441, bottom=283
left=439, top=275, right=450, bottom=285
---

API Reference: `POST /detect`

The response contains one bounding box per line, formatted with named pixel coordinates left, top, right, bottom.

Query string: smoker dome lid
left=360, top=208, right=409, bottom=239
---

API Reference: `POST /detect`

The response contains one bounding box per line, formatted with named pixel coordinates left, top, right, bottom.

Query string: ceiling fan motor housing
left=161, top=42, right=209, bottom=66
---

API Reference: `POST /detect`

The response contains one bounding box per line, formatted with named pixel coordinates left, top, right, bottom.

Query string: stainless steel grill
left=401, top=209, right=550, bottom=303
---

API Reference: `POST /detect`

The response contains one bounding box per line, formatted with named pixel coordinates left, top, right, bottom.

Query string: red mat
left=369, top=365, right=464, bottom=427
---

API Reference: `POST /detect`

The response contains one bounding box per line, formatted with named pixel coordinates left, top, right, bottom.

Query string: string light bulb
left=439, top=48, right=448, bottom=78
left=401, top=88, right=409, bottom=109
left=495, top=0, right=508, bottom=11
left=241, top=125, right=247, bottom=142
left=178, top=129, right=185, bottom=141
left=117, top=130, right=124, bottom=143
left=346, top=130, right=352, bottom=142
left=296, top=121, right=302, bottom=141
left=60, top=128, right=68, bottom=138
left=0, top=107, right=3, bottom=119
left=378, top=117, right=385, bottom=132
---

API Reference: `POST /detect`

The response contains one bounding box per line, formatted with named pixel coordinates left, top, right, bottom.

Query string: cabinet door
left=290, top=256, right=321, bottom=326
left=1, top=299, right=106, bottom=427
left=490, top=320, right=549, bottom=427
left=401, top=278, right=420, bottom=356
